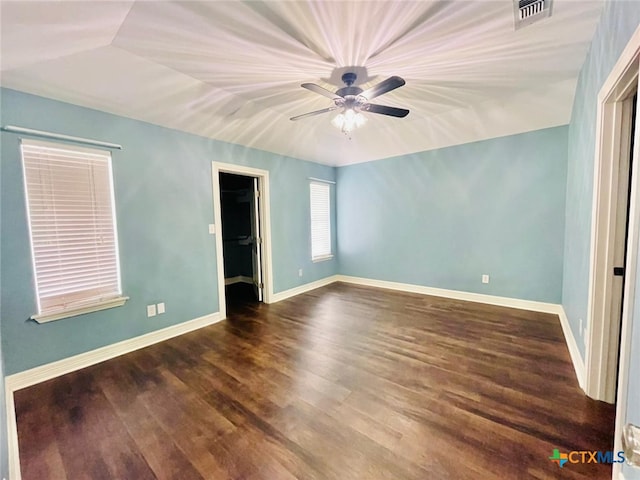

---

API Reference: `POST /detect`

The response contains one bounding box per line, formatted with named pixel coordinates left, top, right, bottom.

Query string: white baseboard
left=224, top=276, right=253, bottom=286
left=269, top=275, right=339, bottom=303
left=336, top=275, right=587, bottom=391
left=272, top=273, right=561, bottom=314
left=3, top=276, right=587, bottom=480
left=335, top=275, right=562, bottom=314
left=4, top=311, right=224, bottom=480
left=557, top=306, right=586, bottom=390
left=5, top=384, right=17, bottom=480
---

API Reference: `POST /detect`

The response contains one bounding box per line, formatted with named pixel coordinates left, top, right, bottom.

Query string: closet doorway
left=220, top=173, right=262, bottom=305
left=212, top=162, right=273, bottom=317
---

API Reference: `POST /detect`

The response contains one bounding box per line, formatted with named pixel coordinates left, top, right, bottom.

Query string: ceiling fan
left=290, top=72, right=409, bottom=135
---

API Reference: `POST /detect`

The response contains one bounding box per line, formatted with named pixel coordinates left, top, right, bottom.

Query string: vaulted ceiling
left=1, top=1, right=603, bottom=166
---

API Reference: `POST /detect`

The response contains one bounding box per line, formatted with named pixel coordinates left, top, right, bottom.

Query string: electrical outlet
left=298, top=268, right=303, bottom=277
left=482, top=274, right=489, bottom=284
left=147, top=304, right=157, bottom=317
left=157, top=302, right=165, bottom=314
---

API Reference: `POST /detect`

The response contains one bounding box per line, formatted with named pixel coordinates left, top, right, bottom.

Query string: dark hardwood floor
left=15, top=283, right=616, bottom=479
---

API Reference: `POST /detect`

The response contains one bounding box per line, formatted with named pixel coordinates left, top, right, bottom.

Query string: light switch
left=157, top=302, right=165, bottom=314
left=208, top=224, right=216, bottom=234
left=147, top=304, right=157, bottom=317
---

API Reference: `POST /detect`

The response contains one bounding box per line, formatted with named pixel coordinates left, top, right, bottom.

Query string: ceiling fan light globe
left=332, top=108, right=366, bottom=134
left=341, top=108, right=357, bottom=132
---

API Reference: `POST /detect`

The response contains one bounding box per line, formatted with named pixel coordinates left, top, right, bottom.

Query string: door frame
left=212, top=162, right=273, bottom=316
left=586, top=25, right=640, bottom=479
left=586, top=65, right=638, bottom=404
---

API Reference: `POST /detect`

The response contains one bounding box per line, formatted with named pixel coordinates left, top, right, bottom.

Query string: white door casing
left=585, top=23, right=640, bottom=480
left=251, top=177, right=264, bottom=302
left=212, top=162, right=273, bottom=317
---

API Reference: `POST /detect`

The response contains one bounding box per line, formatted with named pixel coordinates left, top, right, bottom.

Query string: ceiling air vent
left=514, top=0, right=552, bottom=29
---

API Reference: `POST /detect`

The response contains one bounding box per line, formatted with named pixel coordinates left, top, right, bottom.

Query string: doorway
left=606, top=90, right=636, bottom=401
left=586, top=35, right=640, bottom=479
left=219, top=172, right=263, bottom=307
left=212, top=162, right=273, bottom=318
left=587, top=71, right=639, bottom=406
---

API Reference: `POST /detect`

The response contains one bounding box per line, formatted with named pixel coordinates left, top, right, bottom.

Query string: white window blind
left=21, top=138, right=124, bottom=320
left=310, top=181, right=332, bottom=261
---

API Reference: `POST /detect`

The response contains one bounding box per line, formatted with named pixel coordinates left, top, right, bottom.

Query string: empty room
left=1, top=1, right=640, bottom=479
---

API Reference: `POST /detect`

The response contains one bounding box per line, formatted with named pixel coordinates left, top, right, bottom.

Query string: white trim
left=5, top=384, right=18, bottom=480
left=557, top=306, right=586, bottom=389
left=586, top=22, right=640, bottom=405
left=32, top=295, right=129, bottom=323
left=336, top=276, right=588, bottom=388
left=335, top=275, right=561, bottom=313
left=312, top=254, right=334, bottom=263
left=2, top=125, right=123, bottom=150
left=272, top=274, right=566, bottom=315
left=608, top=24, right=640, bottom=480
left=212, top=162, right=274, bottom=314
left=224, top=275, right=253, bottom=285
left=5, top=311, right=224, bottom=480
left=7, top=311, right=223, bottom=389
left=3, top=275, right=589, bottom=480
left=598, top=26, right=640, bottom=103
left=270, top=275, right=339, bottom=303
left=613, top=96, right=640, bottom=479
left=307, top=177, right=336, bottom=185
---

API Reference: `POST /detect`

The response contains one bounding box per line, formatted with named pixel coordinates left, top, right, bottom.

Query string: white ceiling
left=0, top=1, right=603, bottom=166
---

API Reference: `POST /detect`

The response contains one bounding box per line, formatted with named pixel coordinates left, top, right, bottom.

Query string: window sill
left=312, top=254, right=334, bottom=263
left=31, top=296, right=129, bottom=323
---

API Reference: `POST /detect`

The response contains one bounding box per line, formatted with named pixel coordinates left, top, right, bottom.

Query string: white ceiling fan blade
left=290, top=106, right=338, bottom=121
left=301, top=83, right=342, bottom=100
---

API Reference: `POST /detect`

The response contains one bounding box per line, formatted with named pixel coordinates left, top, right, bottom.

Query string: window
left=310, top=181, right=332, bottom=261
left=21, top=139, right=126, bottom=322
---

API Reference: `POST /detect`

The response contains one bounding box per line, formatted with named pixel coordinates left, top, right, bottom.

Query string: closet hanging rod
left=1, top=125, right=123, bottom=150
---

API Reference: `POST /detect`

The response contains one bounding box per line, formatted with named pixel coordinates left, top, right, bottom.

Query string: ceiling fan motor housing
left=341, top=72, right=358, bottom=86
left=336, top=72, right=365, bottom=98
left=336, top=86, right=364, bottom=98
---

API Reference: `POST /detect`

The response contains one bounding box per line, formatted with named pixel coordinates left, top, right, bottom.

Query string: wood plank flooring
left=15, top=283, right=616, bottom=479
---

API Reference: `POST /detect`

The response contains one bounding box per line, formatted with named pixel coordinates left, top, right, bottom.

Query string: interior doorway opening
left=587, top=73, right=639, bottom=406
left=601, top=87, right=637, bottom=404
left=212, top=162, right=273, bottom=319
left=219, top=172, right=263, bottom=308
left=585, top=35, right=640, bottom=480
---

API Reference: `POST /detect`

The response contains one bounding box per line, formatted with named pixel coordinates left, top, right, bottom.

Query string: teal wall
left=562, top=3, right=640, bottom=478
left=337, top=126, right=568, bottom=303
left=0, top=88, right=337, bottom=375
